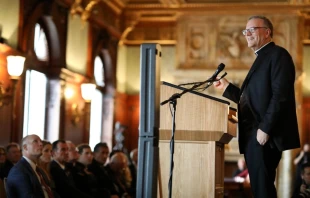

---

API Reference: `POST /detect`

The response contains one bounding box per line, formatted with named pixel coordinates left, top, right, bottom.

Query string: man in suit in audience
left=66, top=141, right=79, bottom=164
left=128, top=148, right=138, bottom=197
left=1, top=142, right=21, bottom=179
left=88, top=142, right=119, bottom=197
left=6, top=135, right=56, bottom=198
left=105, top=152, right=130, bottom=198
left=65, top=140, right=79, bottom=172
left=50, top=140, right=92, bottom=198
left=292, top=162, right=310, bottom=198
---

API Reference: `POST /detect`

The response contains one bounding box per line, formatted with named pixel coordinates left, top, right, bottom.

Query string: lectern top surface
left=161, top=81, right=230, bottom=105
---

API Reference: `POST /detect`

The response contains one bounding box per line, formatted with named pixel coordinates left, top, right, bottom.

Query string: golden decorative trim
left=70, top=0, right=101, bottom=22
left=304, top=39, right=310, bottom=44
left=124, top=3, right=310, bottom=10
left=81, top=0, right=101, bottom=21
left=102, top=0, right=124, bottom=15
left=122, top=40, right=176, bottom=45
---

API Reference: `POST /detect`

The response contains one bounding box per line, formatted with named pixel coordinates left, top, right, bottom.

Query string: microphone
left=202, top=63, right=225, bottom=91
left=209, top=63, right=225, bottom=81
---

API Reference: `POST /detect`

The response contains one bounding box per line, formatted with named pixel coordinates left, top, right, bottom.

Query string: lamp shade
left=7, top=55, right=25, bottom=79
left=81, top=83, right=96, bottom=102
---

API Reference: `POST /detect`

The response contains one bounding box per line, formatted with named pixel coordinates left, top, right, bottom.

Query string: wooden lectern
left=158, top=81, right=237, bottom=198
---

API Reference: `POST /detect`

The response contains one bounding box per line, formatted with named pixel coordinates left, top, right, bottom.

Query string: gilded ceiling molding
left=102, top=0, right=125, bottom=15
left=81, top=0, right=101, bottom=21
left=124, top=3, right=310, bottom=11
left=70, top=0, right=84, bottom=16
left=120, top=11, right=178, bottom=45
left=70, top=0, right=101, bottom=22
left=118, top=26, right=136, bottom=46
left=118, top=13, right=140, bottom=46
left=68, top=0, right=122, bottom=38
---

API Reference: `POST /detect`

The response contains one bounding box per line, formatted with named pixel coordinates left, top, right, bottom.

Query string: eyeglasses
left=242, top=27, right=268, bottom=35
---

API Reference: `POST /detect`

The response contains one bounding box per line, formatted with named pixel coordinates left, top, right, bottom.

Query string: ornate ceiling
left=119, top=0, right=294, bottom=7
left=67, top=0, right=310, bottom=44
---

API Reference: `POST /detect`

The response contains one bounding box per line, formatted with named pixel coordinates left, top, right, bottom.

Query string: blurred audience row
left=0, top=135, right=138, bottom=198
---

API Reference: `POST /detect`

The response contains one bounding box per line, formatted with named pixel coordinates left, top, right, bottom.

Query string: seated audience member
left=128, top=148, right=138, bottom=196
left=6, top=135, right=57, bottom=198
left=294, top=143, right=310, bottom=195
left=293, top=162, right=310, bottom=198
left=106, top=152, right=131, bottom=198
left=232, top=158, right=248, bottom=178
left=66, top=141, right=79, bottom=163
left=0, top=147, right=6, bottom=163
left=38, top=140, right=53, bottom=180
left=0, top=146, right=7, bottom=198
left=50, top=140, right=92, bottom=198
left=72, top=144, right=110, bottom=197
left=109, top=150, right=133, bottom=193
left=1, top=142, right=21, bottom=179
left=65, top=141, right=79, bottom=171
left=0, top=146, right=6, bottom=179
left=88, top=142, right=119, bottom=197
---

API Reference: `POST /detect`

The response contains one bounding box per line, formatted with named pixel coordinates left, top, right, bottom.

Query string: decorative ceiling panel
left=184, top=0, right=289, bottom=2
left=126, top=0, right=162, bottom=4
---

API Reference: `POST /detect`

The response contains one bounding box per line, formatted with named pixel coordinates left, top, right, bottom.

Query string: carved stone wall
left=177, top=14, right=302, bottom=70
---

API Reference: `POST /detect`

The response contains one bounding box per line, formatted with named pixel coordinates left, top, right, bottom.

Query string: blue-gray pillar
left=136, top=43, right=161, bottom=198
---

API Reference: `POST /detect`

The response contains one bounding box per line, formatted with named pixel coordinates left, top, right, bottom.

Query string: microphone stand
left=178, top=81, right=205, bottom=87
left=160, top=72, right=227, bottom=198
left=161, top=72, right=227, bottom=105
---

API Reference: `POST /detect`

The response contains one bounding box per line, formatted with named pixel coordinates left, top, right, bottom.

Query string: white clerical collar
left=255, top=41, right=272, bottom=55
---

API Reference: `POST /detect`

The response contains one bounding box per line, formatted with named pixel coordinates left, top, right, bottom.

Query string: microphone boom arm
left=160, top=72, right=227, bottom=106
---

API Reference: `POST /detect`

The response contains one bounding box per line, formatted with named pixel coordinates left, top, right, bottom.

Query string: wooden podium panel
left=158, top=141, right=225, bottom=198
left=158, top=82, right=237, bottom=198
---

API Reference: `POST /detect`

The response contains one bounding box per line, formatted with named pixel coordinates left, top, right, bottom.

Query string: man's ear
left=265, top=29, right=271, bottom=38
left=22, top=144, right=27, bottom=152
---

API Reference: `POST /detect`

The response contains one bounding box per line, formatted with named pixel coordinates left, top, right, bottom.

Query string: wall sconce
left=80, top=82, right=96, bottom=142
left=70, top=83, right=96, bottom=126
left=0, top=55, right=25, bottom=107
left=7, top=55, right=25, bottom=79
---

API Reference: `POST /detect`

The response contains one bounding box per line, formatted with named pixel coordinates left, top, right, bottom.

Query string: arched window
left=23, top=23, right=49, bottom=139
left=34, top=23, right=49, bottom=61
left=89, top=56, right=105, bottom=149
left=94, top=56, right=105, bottom=87
left=23, top=70, right=47, bottom=138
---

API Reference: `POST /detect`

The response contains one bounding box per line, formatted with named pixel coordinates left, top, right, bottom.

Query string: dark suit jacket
left=88, top=159, right=118, bottom=196
left=223, top=42, right=300, bottom=153
left=128, top=163, right=137, bottom=196
left=0, top=160, right=14, bottom=180
left=50, top=160, right=93, bottom=198
left=6, top=157, right=45, bottom=198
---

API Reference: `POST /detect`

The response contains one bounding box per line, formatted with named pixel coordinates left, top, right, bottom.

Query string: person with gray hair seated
left=6, top=134, right=57, bottom=198
left=105, top=152, right=130, bottom=198
left=1, top=142, right=21, bottom=179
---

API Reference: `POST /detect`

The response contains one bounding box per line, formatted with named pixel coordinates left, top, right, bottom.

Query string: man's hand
left=300, top=184, right=306, bottom=193
left=256, top=128, right=269, bottom=145
left=213, top=78, right=230, bottom=91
